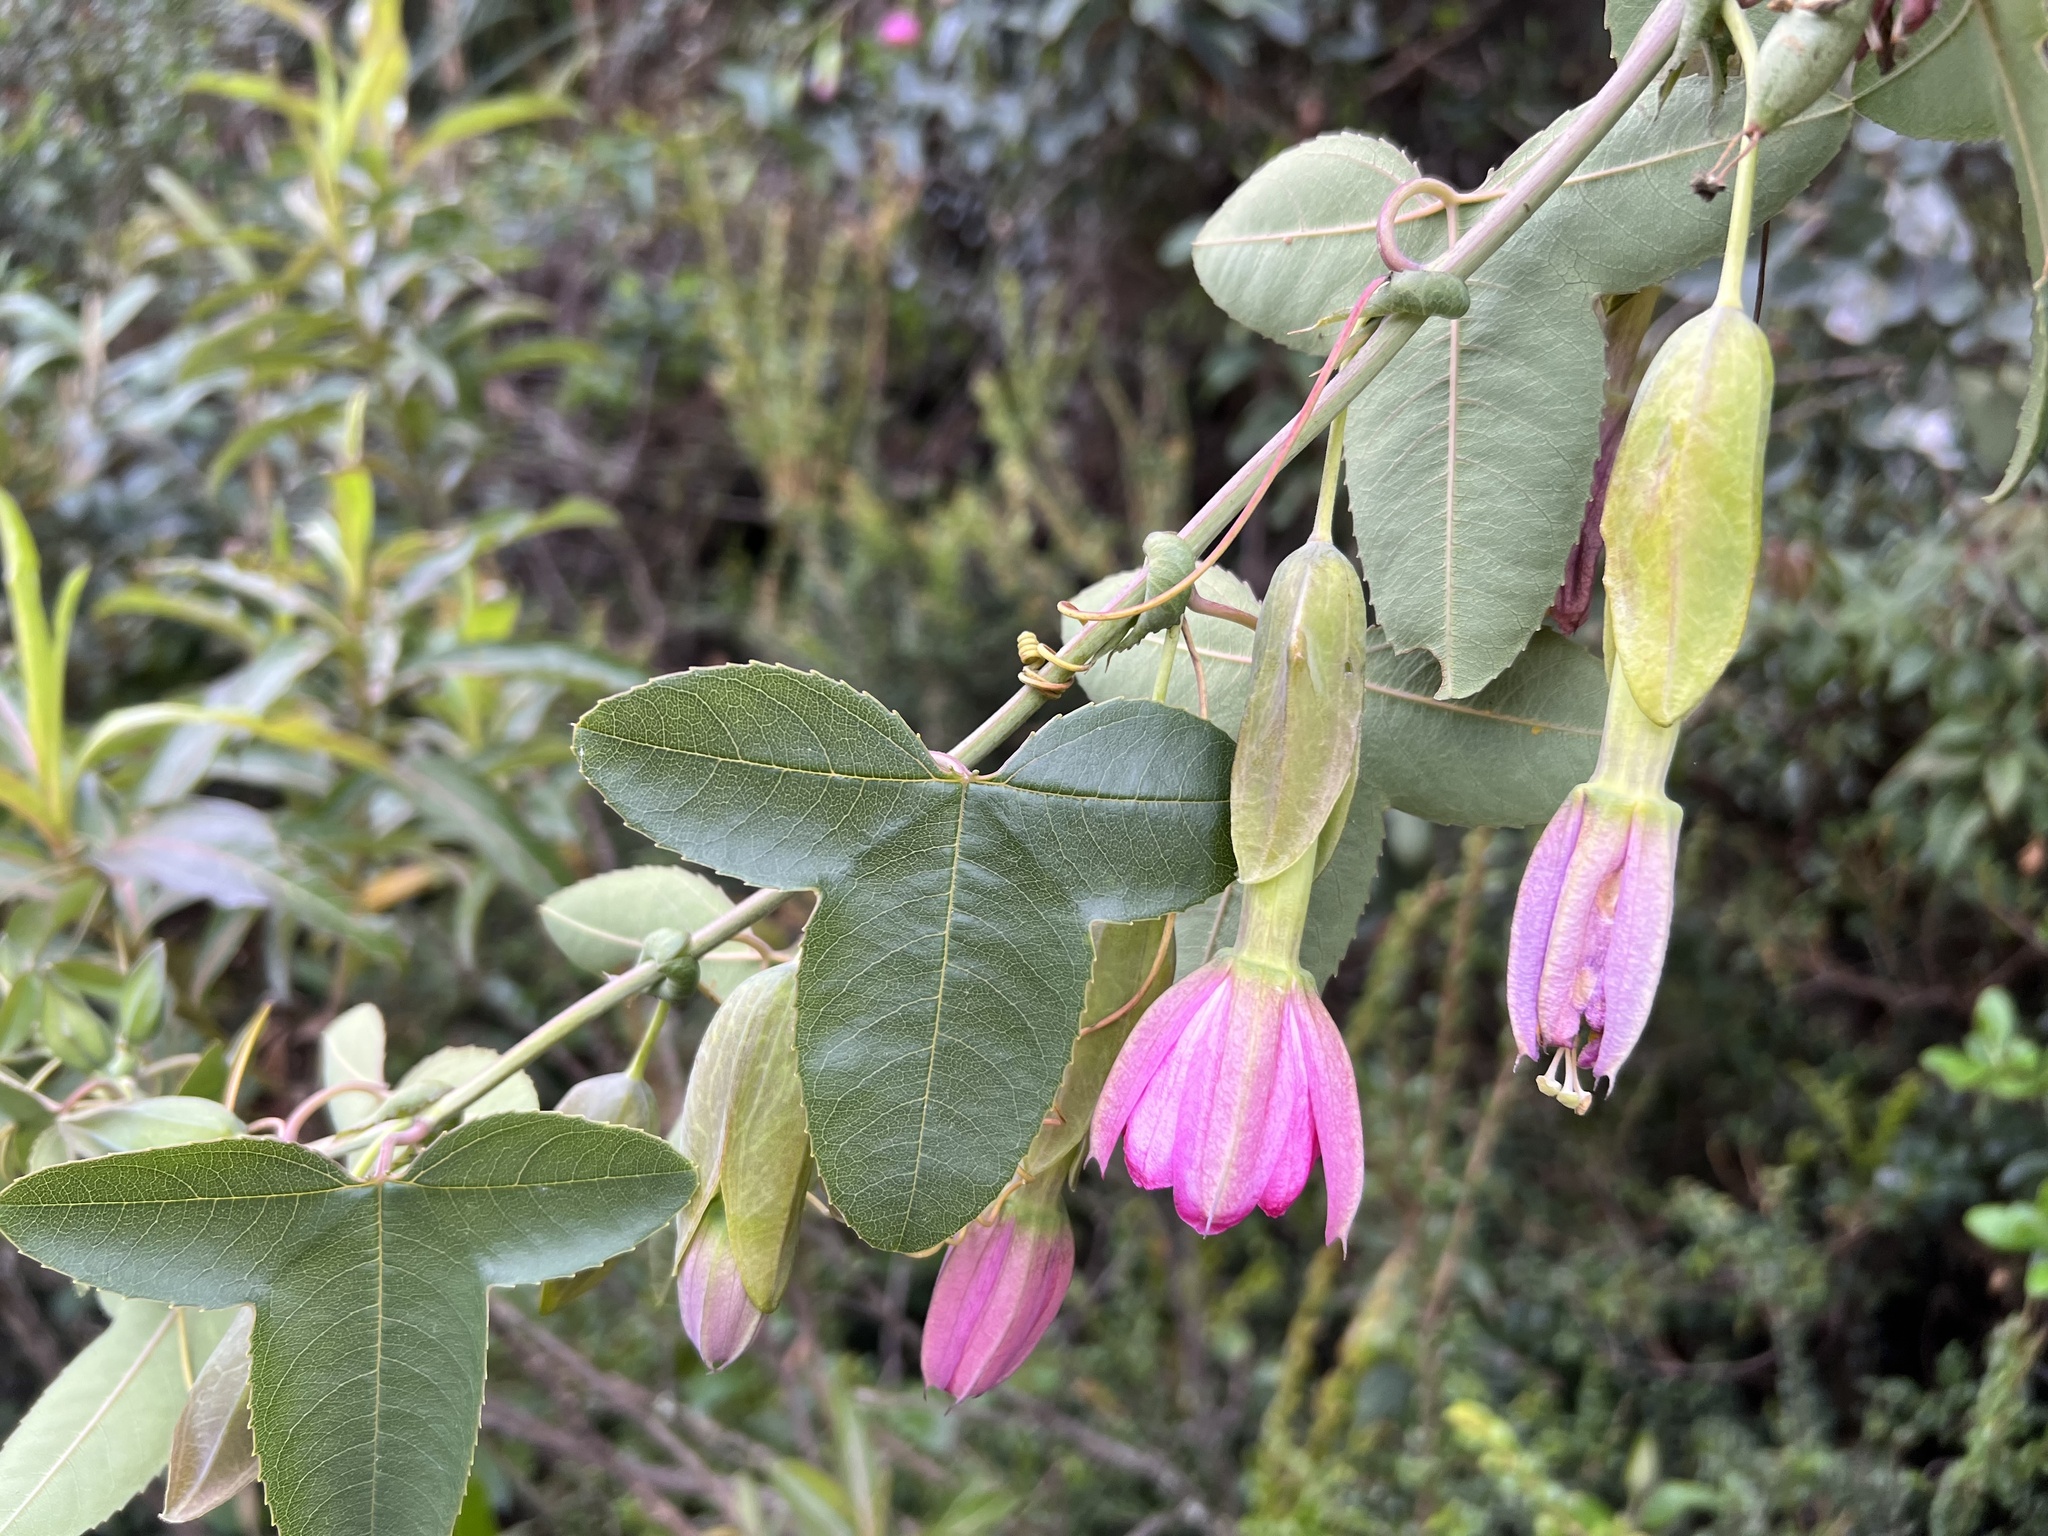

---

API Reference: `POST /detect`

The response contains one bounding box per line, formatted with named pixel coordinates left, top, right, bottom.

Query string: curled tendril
left=1375, top=175, right=1470, bottom=272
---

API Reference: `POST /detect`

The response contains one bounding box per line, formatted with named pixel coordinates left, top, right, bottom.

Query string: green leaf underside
left=574, top=663, right=1235, bottom=1251
left=1974, top=0, right=2048, bottom=498
left=0, top=1298, right=233, bottom=1536
left=0, top=1116, right=694, bottom=1536
left=1852, top=0, right=2000, bottom=142
left=1195, top=78, right=1846, bottom=697
left=1063, top=566, right=1262, bottom=737
left=1360, top=629, right=1606, bottom=829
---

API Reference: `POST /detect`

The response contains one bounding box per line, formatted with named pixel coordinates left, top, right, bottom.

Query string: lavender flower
left=921, top=1176, right=1074, bottom=1399
left=875, top=8, right=922, bottom=46
left=1507, top=663, right=1683, bottom=1110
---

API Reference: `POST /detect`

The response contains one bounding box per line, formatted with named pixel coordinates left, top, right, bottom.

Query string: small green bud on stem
left=1745, top=0, right=1873, bottom=137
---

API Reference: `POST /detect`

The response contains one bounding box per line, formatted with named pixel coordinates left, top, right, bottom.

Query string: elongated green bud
left=1745, top=0, right=1873, bottom=135
left=669, top=962, right=810, bottom=1312
left=1601, top=305, right=1771, bottom=727
left=1230, top=540, right=1367, bottom=884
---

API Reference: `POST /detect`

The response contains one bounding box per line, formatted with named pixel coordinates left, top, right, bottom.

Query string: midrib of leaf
left=370, top=1184, right=385, bottom=1536
left=1442, top=310, right=1463, bottom=685
left=0, top=1308, right=177, bottom=1533
left=899, top=782, right=971, bottom=1248
left=576, top=728, right=936, bottom=787
left=1361, top=679, right=1602, bottom=736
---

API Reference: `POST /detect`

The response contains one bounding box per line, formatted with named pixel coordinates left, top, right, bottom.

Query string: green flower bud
left=1601, top=305, right=1771, bottom=727
left=555, top=1072, right=662, bottom=1133
left=669, top=962, right=810, bottom=1312
left=1129, top=531, right=1200, bottom=641
left=1230, top=540, right=1368, bottom=884
left=1364, top=270, right=1471, bottom=320
left=1745, top=0, right=1873, bottom=136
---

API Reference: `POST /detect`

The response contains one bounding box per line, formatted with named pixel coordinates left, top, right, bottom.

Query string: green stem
left=418, top=886, right=783, bottom=1130
left=1591, top=660, right=1681, bottom=800
left=626, top=998, right=670, bottom=1083
left=1716, top=0, right=1762, bottom=312
left=1151, top=623, right=1179, bottom=702
left=1311, top=407, right=1347, bottom=545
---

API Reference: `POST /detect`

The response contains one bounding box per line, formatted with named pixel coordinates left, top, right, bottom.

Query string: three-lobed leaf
left=575, top=663, right=1235, bottom=1251
left=0, top=1114, right=695, bottom=1536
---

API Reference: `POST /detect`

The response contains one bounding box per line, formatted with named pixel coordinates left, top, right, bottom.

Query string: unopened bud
left=1601, top=305, right=1771, bottom=727
left=1745, top=0, right=1873, bottom=136
left=1129, top=531, right=1199, bottom=641
left=669, top=962, right=810, bottom=1311
left=677, top=1201, right=764, bottom=1370
left=1230, top=540, right=1367, bottom=884
left=556, top=1072, right=661, bottom=1133
left=1364, top=270, right=1470, bottom=320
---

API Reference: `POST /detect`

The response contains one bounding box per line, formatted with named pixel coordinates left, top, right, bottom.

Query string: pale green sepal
left=717, top=966, right=811, bottom=1311
left=1602, top=306, right=1771, bottom=727
left=1230, top=540, right=1369, bottom=883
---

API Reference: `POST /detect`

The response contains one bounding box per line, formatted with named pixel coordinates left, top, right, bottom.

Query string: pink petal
left=1091, top=963, right=1224, bottom=1172
left=1295, top=986, right=1364, bottom=1246
left=1172, top=972, right=1284, bottom=1235
left=1532, top=794, right=1632, bottom=1052
left=1254, top=993, right=1316, bottom=1219
left=1120, top=973, right=1230, bottom=1187
left=921, top=1204, right=1073, bottom=1399
left=1588, top=802, right=1680, bottom=1083
left=981, top=1220, right=1075, bottom=1388
left=920, top=1219, right=1012, bottom=1391
left=1506, top=791, right=1585, bottom=1061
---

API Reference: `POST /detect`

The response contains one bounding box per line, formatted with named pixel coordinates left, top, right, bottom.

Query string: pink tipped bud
left=875, top=8, right=922, bottom=47
left=1507, top=662, right=1682, bottom=1106
left=921, top=1177, right=1074, bottom=1400
left=1090, top=947, right=1363, bottom=1247
left=677, top=1203, right=763, bottom=1370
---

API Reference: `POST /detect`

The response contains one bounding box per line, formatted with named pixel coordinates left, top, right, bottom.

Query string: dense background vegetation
left=2, top=0, right=2046, bottom=1530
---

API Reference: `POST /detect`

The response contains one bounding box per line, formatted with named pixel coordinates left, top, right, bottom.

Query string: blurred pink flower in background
left=876, top=8, right=922, bottom=47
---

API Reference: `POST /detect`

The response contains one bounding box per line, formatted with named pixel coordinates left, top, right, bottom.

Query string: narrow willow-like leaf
left=576, top=664, right=1235, bottom=1251
left=1063, top=567, right=1262, bottom=736
left=0, top=1116, right=695, bottom=1536
left=1360, top=629, right=1604, bottom=829
left=161, top=1307, right=259, bottom=1522
left=0, top=1298, right=233, bottom=1536
left=540, top=866, right=763, bottom=1000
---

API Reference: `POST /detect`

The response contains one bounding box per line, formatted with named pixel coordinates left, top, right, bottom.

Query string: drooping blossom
left=922, top=1175, right=1074, bottom=1399
left=1506, top=663, right=1682, bottom=1111
left=876, top=8, right=922, bottom=47
left=677, top=1202, right=763, bottom=1370
left=1091, top=852, right=1364, bottom=1246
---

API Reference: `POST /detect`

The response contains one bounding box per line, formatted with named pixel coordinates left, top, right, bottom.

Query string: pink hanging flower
left=875, top=8, right=922, bottom=47
left=1506, top=663, right=1682, bottom=1111
left=677, top=1204, right=763, bottom=1370
left=1090, top=951, right=1363, bottom=1247
left=921, top=1177, right=1074, bottom=1399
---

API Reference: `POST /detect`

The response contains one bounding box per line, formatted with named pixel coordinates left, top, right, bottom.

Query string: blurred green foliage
left=1, top=1, right=2047, bottom=1533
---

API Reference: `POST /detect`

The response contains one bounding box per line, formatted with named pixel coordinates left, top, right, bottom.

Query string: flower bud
left=670, top=962, right=810, bottom=1312
left=1129, top=531, right=1199, bottom=641
left=1745, top=0, right=1873, bottom=136
left=1601, top=305, right=1771, bottom=728
left=555, top=1072, right=661, bottom=1133
left=1230, top=539, right=1368, bottom=884
left=922, top=1172, right=1074, bottom=1400
left=677, top=1201, right=763, bottom=1370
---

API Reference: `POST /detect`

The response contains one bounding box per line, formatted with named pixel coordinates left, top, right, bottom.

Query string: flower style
left=921, top=1173, right=1075, bottom=1399
left=1091, top=852, right=1364, bottom=1245
left=677, top=1201, right=764, bottom=1370
left=1507, top=662, right=1682, bottom=1111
